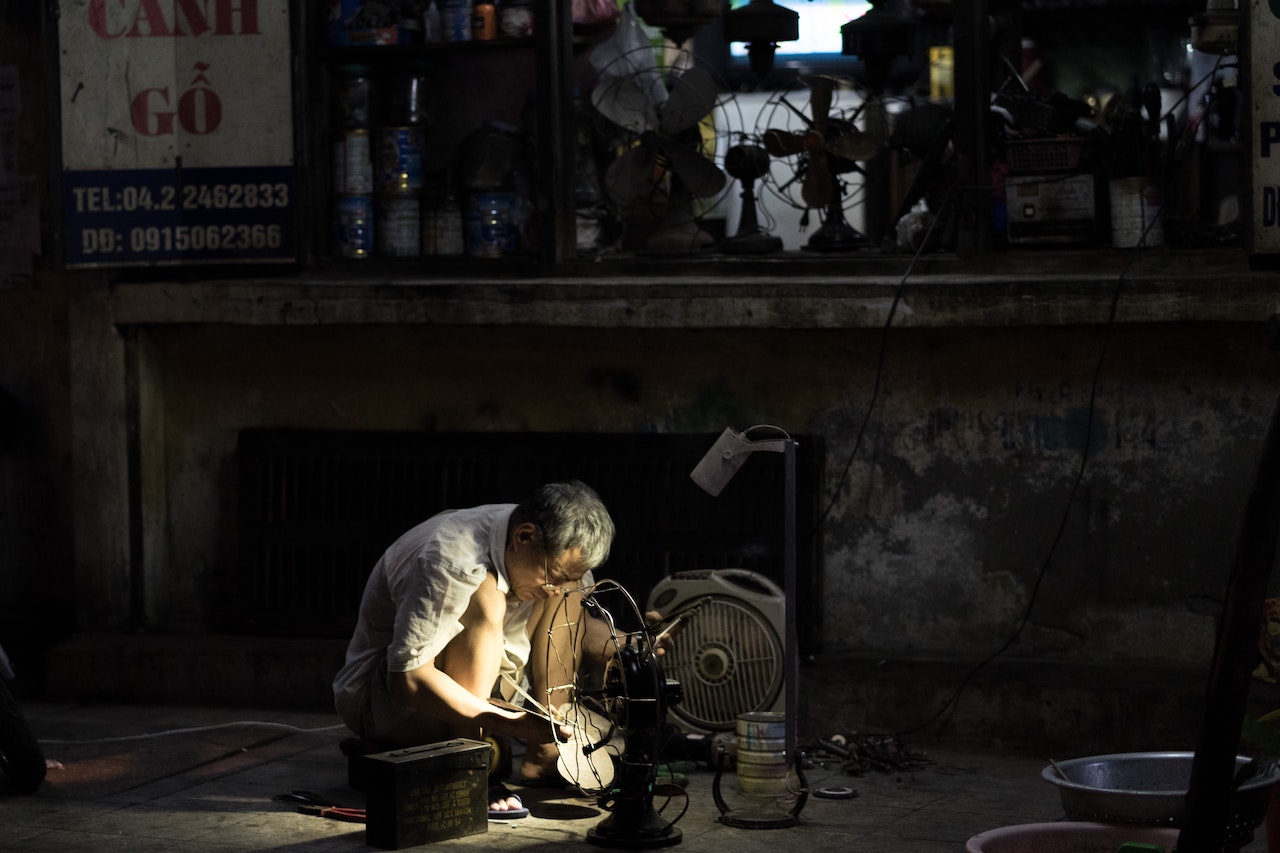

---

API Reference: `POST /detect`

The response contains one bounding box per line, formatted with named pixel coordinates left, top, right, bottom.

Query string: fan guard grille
left=662, top=597, right=784, bottom=731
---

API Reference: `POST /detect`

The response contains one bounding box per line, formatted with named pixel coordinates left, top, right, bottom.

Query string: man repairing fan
left=333, top=479, right=617, bottom=819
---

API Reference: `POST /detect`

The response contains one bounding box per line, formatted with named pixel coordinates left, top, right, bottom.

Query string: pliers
left=274, top=789, right=366, bottom=823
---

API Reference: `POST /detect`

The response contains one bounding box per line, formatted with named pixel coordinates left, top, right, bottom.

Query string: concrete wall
left=0, top=10, right=77, bottom=680
left=119, top=318, right=1280, bottom=671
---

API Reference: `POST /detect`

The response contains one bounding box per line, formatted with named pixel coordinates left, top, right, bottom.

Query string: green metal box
left=364, top=738, right=491, bottom=849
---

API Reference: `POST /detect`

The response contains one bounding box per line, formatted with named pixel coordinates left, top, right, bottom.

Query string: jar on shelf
left=500, top=0, right=534, bottom=37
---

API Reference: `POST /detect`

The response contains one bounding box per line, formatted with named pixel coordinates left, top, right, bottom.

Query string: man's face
left=507, top=522, right=590, bottom=601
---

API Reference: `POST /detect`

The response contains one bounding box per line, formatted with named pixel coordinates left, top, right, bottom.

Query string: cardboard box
left=364, top=739, right=492, bottom=849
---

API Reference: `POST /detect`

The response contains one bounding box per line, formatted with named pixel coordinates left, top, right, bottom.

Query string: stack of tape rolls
left=735, top=712, right=789, bottom=796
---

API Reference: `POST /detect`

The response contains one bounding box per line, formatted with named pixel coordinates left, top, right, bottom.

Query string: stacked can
left=374, top=73, right=428, bottom=257
left=332, top=65, right=374, bottom=258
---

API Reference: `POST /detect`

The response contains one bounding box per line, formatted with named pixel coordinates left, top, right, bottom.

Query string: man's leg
left=519, top=590, right=588, bottom=782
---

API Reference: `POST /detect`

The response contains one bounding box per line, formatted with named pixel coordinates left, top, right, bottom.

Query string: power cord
left=897, top=202, right=1153, bottom=739
left=39, top=719, right=347, bottom=745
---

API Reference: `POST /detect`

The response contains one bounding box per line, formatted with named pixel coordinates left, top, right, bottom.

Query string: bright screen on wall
left=726, top=0, right=873, bottom=60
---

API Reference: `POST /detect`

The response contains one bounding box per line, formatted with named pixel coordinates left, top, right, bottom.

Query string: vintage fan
left=591, top=50, right=728, bottom=254
left=758, top=75, right=879, bottom=252
left=720, top=138, right=784, bottom=254
left=538, top=579, right=686, bottom=849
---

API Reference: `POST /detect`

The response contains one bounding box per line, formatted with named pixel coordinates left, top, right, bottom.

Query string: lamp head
left=722, top=0, right=800, bottom=78
left=690, top=427, right=790, bottom=495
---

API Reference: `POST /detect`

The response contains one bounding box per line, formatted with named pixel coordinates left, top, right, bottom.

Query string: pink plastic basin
left=966, top=821, right=1181, bottom=852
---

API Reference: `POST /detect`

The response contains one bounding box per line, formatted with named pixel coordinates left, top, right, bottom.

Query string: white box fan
left=646, top=568, right=786, bottom=733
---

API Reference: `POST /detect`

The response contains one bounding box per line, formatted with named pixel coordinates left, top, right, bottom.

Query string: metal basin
left=1041, top=751, right=1279, bottom=845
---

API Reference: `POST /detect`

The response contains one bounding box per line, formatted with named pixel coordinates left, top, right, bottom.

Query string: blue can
left=334, top=194, right=373, bottom=258
left=465, top=192, right=517, bottom=258
left=375, top=126, right=425, bottom=195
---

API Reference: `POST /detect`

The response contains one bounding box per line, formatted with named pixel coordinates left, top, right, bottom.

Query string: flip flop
left=488, top=782, right=529, bottom=820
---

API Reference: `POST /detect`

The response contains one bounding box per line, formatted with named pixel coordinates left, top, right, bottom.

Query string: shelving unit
left=299, top=0, right=579, bottom=272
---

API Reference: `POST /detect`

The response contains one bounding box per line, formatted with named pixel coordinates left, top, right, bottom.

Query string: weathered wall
left=132, top=319, right=1280, bottom=670
left=0, top=9, right=77, bottom=679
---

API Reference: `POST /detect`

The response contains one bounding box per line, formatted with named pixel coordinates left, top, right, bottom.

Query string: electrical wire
left=811, top=186, right=953, bottom=535
left=39, top=719, right=347, bottom=745
left=896, top=193, right=1158, bottom=739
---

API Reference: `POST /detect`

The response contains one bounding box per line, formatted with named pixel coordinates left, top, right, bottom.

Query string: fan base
left=720, top=231, right=783, bottom=255
left=587, top=813, right=683, bottom=848
left=803, top=217, right=867, bottom=253
left=719, top=810, right=801, bottom=829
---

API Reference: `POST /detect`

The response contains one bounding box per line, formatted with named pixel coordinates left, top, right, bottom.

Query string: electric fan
left=645, top=569, right=786, bottom=733
left=720, top=140, right=784, bottom=254
left=758, top=75, right=879, bottom=252
left=590, top=48, right=729, bottom=254
left=538, top=578, right=687, bottom=849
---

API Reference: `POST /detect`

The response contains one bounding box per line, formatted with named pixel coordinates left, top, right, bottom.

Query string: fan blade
left=591, top=73, right=659, bottom=135
left=604, top=145, right=658, bottom=210
left=826, top=129, right=878, bottom=162
left=657, top=66, right=719, bottom=137
left=809, top=76, right=834, bottom=135
left=659, top=139, right=727, bottom=199
left=762, top=128, right=806, bottom=157
left=802, top=153, right=833, bottom=208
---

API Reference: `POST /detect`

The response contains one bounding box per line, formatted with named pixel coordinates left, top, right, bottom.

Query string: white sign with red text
left=58, top=0, right=295, bottom=266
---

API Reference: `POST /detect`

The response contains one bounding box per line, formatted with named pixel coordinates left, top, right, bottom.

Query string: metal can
left=333, top=64, right=371, bottom=128
left=376, top=195, right=421, bottom=256
left=465, top=192, right=516, bottom=258
left=375, top=126, right=425, bottom=195
left=333, top=194, right=373, bottom=259
left=471, top=2, right=496, bottom=40
left=439, top=0, right=471, bottom=41
left=332, top=128, right=373, bottom=195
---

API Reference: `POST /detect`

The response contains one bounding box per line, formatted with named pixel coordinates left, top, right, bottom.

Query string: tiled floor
left=0, top=701, right=1269, bottom=852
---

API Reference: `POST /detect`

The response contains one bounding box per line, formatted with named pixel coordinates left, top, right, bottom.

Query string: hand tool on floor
left=274, top=789, right=366, bottom=822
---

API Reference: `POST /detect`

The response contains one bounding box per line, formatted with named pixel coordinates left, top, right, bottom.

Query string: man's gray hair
left=513, top=480, right=615, bottom=569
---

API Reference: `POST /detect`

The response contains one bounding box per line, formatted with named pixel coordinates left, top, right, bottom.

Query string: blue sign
left=62, top=165, right=295, bottom=266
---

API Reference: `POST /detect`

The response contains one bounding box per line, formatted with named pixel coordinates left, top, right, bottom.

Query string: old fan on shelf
left=758, top=74, right=880, bottom=252
left=591, top=48, right=729, bottom=254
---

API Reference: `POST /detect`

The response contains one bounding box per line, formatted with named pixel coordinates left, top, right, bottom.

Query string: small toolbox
left=364, top=738, right=492, bottom=849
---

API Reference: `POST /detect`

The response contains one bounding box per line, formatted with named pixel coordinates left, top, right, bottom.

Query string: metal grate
left=660, top=597, right=784, bottom=731
left=230, top=430, right=823, bottom=651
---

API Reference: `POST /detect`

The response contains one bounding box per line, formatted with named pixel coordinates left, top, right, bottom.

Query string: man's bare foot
left=517, top=740, right=565, bottom=785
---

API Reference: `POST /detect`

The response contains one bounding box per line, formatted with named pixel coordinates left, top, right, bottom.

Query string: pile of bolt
left=809, top=733, right=932, bottom=776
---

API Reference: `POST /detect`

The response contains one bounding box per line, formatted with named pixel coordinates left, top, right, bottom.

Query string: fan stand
left=710, top=747, right=809, bottom=829
left=721, top=144, right=782, bottom=255
left=584, top=642, right=683, bottom=849
left=804, top=159, right=866, bottom=252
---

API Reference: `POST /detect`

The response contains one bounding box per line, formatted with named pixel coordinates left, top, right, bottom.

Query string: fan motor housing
left=646, top=568, right=786, bottom=733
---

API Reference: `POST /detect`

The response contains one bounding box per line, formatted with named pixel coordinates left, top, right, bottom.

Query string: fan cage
left=661, top=597, right=784, bottom=732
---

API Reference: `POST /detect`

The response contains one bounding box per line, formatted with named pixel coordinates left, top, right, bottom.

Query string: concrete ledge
left=44, top=633, right=1269, bottom=758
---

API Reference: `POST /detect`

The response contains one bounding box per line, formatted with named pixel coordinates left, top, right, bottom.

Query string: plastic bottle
left=423, top=0, right=442, bottom=43
left=435, top=190, right=465, bottom=256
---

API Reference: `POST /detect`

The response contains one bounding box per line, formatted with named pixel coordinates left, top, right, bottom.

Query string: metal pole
left=784, top=439, right=798, bottom=762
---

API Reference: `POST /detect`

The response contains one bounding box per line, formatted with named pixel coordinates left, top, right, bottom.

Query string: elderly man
left=333, top=479, right=616, bottom=817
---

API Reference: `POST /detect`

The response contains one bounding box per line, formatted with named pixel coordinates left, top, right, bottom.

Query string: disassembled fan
left=540, top=579, right=686, bottom=849
left=759, top=75, right=879, bottom=252
left=591, top=49, right=728, bottom=254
